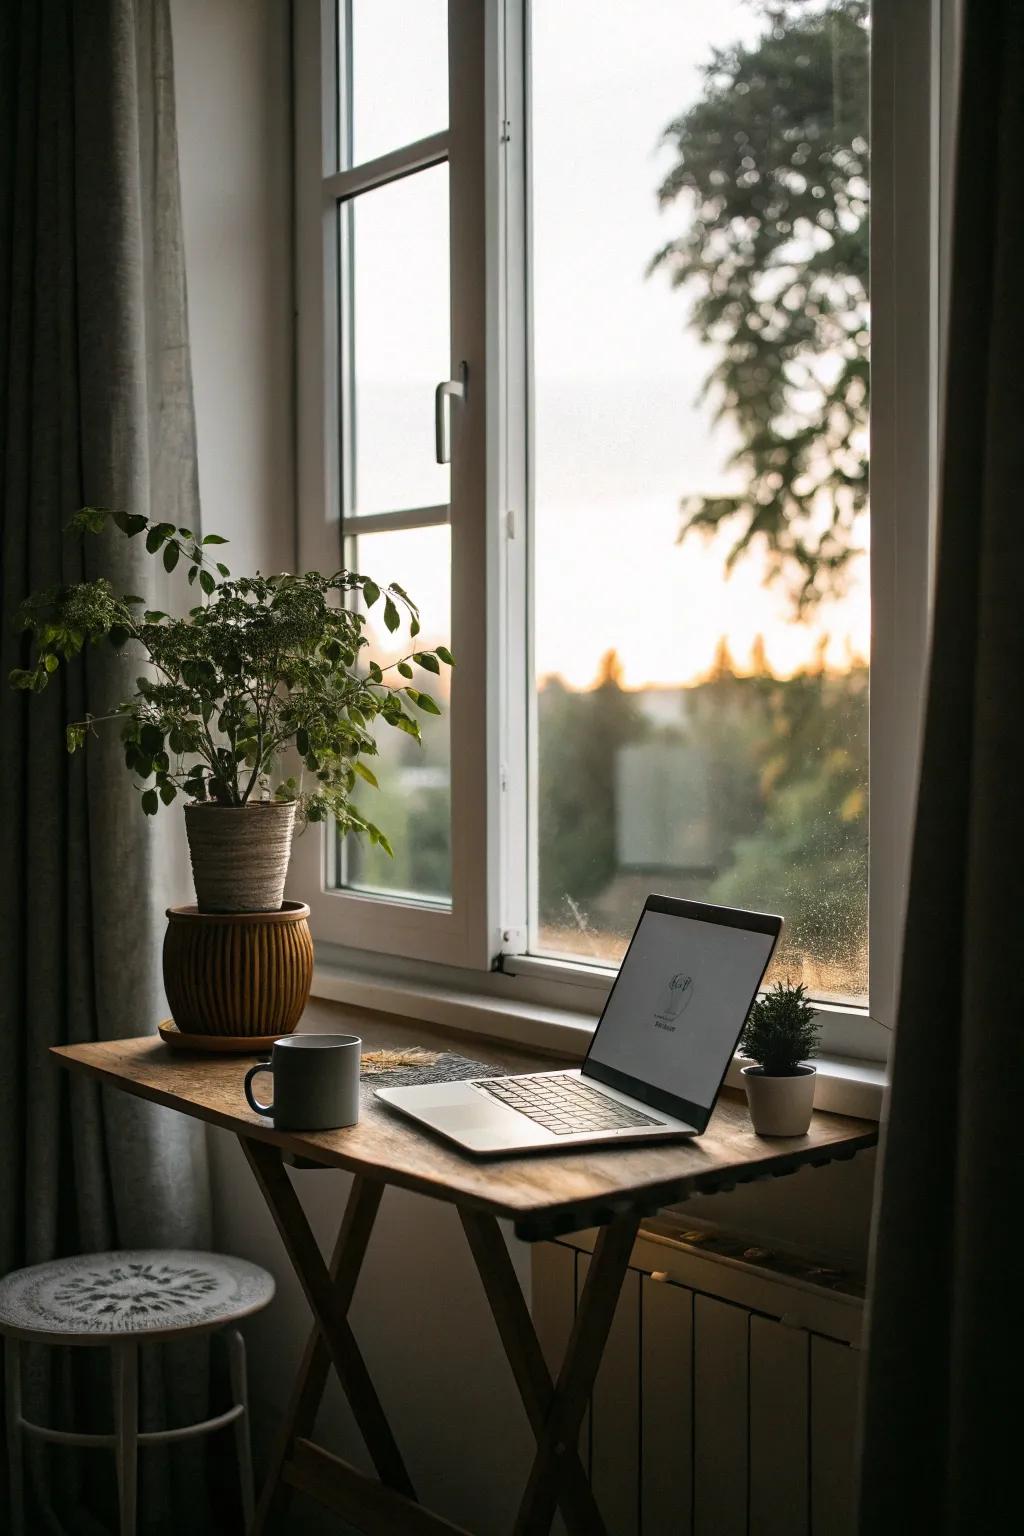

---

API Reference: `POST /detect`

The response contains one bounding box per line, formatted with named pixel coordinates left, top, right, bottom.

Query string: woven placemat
left=359, top=1048, right=505, bottom=1091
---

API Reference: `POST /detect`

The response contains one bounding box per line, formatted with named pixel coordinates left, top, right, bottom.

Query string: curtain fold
left=1, top=0, right=213, bottom=1529
left=859, top=3, right=1023, bottom=1531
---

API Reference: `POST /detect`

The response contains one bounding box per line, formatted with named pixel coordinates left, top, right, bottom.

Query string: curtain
left=0, top=0, right=213, bottom=1529
left=859, top=3, right=1023, bottom=1531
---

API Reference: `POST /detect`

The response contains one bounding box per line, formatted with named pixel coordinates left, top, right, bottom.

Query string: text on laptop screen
left=586, top=908, right=777, bottom=1113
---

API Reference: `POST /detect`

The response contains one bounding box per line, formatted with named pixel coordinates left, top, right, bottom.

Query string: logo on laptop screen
left=654, top=972, right=694, bottom=1031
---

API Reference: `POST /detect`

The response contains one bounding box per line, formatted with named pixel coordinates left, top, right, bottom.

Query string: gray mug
left=244, top=1034, right=361, bottom=1130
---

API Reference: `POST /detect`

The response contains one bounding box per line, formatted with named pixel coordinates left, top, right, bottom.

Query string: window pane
left=529, top=0, right=870, bottom=1002
left=343, top=0, right=448, bottom=169
left=343, top=164, right=451, bottom=515
left=336, top=524, right=452, bottom=904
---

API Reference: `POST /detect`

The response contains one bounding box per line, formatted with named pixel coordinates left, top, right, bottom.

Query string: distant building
left=615, top=739, right=717, bottom=873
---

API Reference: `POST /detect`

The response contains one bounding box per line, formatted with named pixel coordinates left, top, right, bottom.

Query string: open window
left=293, top=0, right=943, bottom=1054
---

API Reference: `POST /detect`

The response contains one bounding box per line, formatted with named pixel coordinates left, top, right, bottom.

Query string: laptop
left=375, top=896, right=782, bottom=1155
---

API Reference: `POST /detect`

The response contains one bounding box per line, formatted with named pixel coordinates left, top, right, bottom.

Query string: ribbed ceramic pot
left=163, top=901, right=314, bottom=1037
left=185, top=801, right=296, bottom=913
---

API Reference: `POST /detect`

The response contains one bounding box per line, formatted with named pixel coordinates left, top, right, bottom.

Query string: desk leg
left=460, top=1212, right=606, bottom=1536
left=509, top=1213, right=641, bottom=1536
left=239, top=1137, right=414, bottom=1531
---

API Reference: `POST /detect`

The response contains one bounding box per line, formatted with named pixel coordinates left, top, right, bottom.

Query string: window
left=293, top=1, right=941, bottom=1047
left=530, top=2, right=870, bottom=1004
left=291, top=0, right=489, bottom=967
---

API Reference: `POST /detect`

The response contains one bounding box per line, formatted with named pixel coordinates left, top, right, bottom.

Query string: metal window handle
left=435, top=363, right=467, bottom=464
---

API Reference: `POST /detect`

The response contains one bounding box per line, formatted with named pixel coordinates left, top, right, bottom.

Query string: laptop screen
left=582, top=896, right=781, bottom=1132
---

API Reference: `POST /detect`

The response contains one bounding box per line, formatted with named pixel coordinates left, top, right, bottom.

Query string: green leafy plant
left=9, top=508, right=453, bottom=855
left=740, top=980, right=821, bottom=1075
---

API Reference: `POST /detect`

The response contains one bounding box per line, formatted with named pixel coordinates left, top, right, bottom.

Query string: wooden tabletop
left=51, top=1024, right=877, bottom=1241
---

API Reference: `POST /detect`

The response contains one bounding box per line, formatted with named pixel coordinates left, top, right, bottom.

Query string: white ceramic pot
left=741, top=1065, right=816, bottom=1137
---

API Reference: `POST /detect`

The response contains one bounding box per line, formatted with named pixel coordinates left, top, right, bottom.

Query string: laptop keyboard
left=472, top=1073, right=663, bottom=1136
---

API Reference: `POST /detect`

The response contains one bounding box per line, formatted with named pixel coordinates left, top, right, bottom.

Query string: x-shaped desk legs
left=241, top=1137, right=639, bottom=1536
left=461, top=1207, right=641, bottom=1536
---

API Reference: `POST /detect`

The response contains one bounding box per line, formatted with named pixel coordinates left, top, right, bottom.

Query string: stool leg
left=112, top=1342, right=138, bottom=1536
left=5, top=1337, right=25, bottom=1536
left=226, top=1328, right=255, bottom=1532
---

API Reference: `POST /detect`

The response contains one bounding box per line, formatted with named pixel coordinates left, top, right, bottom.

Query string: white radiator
left=531, top=1218, right=863, bottom=1536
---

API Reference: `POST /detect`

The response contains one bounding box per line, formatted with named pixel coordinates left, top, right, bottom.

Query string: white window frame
left=291, top=0, right=949, bottom=1062
left=290, top=0, right=493, bottom=969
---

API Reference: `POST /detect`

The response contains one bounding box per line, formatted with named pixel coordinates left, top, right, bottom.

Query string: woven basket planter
left=185, top=801, right=296, bottom=913
left=163, top=902, right=314, bottom=1038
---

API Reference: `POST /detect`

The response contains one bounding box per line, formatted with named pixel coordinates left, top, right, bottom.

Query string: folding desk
left=53, top=1030, right=876, bottom=1535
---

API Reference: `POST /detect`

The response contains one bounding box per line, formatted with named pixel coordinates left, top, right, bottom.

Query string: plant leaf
left=383, top=597, right=400, bottom=633
left=71, top=506, right=110, bottom=535
left=113, top=512, right=148, bottom=537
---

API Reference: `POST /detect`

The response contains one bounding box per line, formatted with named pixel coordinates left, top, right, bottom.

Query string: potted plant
left=739, top=981, right=821, bottom=1136
left=10, top=507, right=452, bottom=1041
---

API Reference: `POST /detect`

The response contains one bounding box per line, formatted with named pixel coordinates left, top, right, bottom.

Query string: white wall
left=170, top=5, right=877, bottom=1529
left=172, top=0, right=295, bottom=576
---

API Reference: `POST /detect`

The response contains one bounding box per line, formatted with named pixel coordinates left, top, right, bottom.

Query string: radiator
left=531, top=1217, right=863, bottom=1536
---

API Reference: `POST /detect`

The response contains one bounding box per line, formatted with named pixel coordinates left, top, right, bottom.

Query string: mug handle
left=244, top=1060, right=274, bottom=1117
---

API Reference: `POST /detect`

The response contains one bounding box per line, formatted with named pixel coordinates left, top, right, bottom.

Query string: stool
left=0, top=1249, right=275, bottom=1536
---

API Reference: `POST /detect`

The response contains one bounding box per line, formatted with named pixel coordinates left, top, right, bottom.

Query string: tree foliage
left=9, top=508, right=453, bottom=852
left=651, top=0, right=869, bottom=609
left=708, top=657, right=867, bottom=983
left=537, top=651, right=648, bottom=927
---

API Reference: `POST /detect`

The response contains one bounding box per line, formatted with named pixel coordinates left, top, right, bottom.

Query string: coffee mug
left=244, top=1033, right=361, bottom=1131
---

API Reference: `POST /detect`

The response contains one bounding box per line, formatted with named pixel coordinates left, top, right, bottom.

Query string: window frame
left=292, top=0, right=947, bottom=1057
left=290, top=0, right=494, bottom=969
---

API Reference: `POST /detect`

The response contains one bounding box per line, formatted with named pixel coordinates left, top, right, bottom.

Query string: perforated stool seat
left=0, top=1250, right=275, bottom=1535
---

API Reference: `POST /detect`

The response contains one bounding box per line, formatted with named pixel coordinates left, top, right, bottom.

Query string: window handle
left=435, top=363, right=467, bottom=464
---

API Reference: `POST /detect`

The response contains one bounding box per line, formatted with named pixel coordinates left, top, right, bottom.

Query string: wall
left=170, top=5, right=877, bottom=1529
left=172, top=0, right=295, bottom=577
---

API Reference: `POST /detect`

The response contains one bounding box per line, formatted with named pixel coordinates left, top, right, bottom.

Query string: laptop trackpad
left=426, top=1104, right=524, bottom=1152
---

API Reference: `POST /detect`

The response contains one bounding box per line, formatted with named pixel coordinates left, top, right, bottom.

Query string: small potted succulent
left=739, top=981, right=821, bottom=1136
left=9, top=507, right=452, bottom=1042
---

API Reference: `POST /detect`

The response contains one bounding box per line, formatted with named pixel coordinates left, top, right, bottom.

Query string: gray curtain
left=0, top=0, right=213, bottom=1529
left=859, top=3, right=1022, bottom=1532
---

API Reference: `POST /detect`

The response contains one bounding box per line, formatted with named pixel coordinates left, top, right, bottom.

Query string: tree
left=651, top=0, right=869, bottom=610
left=537, top=651, right=648, bottom=926
left=709, top=660, right=869, bottom=993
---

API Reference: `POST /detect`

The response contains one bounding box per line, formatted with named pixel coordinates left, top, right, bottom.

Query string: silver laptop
left=375, top=896, right=782, bottom=1156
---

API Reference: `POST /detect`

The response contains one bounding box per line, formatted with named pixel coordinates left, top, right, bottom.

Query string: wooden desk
left=53, top=1030, right=876, bottom=1536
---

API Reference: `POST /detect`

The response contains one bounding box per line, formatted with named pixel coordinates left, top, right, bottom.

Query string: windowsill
left=311, top=961, right=887, bottom=1122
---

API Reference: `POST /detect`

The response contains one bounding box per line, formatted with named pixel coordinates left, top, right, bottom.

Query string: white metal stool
left=0, top=1249, right=275, bottom=1536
